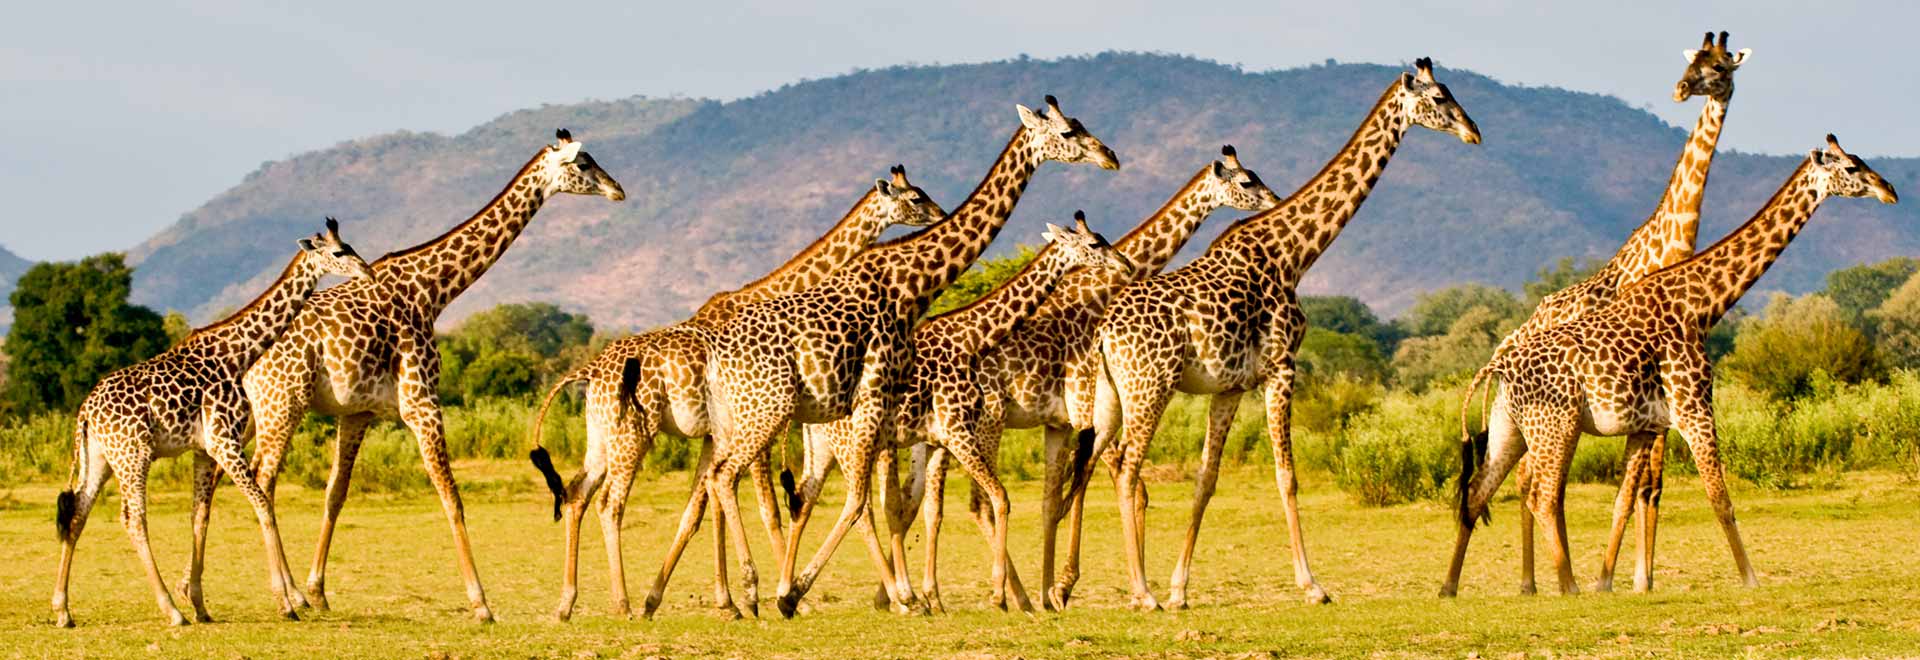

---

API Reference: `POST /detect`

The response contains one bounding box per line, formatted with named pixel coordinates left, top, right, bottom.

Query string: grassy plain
left=1, top=461, right=1916, bottom=658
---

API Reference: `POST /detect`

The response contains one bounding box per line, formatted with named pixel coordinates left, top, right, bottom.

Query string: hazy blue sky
left=2, top=1, right=1912, bottom=261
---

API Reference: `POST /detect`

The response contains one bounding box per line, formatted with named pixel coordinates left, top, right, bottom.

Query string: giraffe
left=52, top=219, right=372, bottom=627
left=1491, top=31, right=1750, bottom=595
left=526, top=165, right=946, bottom=621
left=1091, top=58, right=1480, bottom=610
left=1442, top=135, right=1897, bottom=597
left=238, top=130, right=626, bottom=622
left=898, top=145, right=1282, bottom=612
left=812, top=212, right=1135, bottom=614
left=662, top=95, right=1120, bottom=620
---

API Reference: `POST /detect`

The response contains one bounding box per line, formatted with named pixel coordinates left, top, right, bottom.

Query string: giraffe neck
left=181, top=254, right=325, bottom=367
left=878, top=127, right=1043, bottom=301
left=1210, top=80, right=1411, bottom=272
left=926, top=244, right=1079, bottom=356
left=1610, top=94, right=1731, bottom=282
left=371, top=150, right=554, bottom=318
left=691, top=189, right=889, bottom=325
left=1110, top=166, right=1225, bottom=275
left=1663, top=158, right=1825, bottom=326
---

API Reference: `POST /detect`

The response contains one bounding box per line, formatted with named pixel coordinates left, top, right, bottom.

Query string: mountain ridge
left=113, top=52, right=1920, bottom=331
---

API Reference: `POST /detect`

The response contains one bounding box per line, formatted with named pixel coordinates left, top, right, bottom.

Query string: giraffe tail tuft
left=780, top=468, right=800, bottom=519
left=1456, top=365, right=1497, bottom=530
left=530, top=447, right=566, bottom=522
left=1065, top=427, right=1096, bottom=499
left=57, top=417, right=85, bottom=541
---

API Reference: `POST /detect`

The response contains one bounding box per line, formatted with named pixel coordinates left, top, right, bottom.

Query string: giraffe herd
left=47, top=34, right=1902, bottom=628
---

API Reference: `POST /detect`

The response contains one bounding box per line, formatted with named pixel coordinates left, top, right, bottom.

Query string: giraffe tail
left=56, top=416, right=85, bottom=542
left=1456, top=364, right=1496, bottom=530
left=528, top=364, right=592, bottom=522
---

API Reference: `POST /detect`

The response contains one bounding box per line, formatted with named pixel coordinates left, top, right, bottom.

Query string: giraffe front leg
left=597, top=465, right=637, bottom=619
left=641, top=460, right=710, bottom=619
left=305, top=412, right=373, bottom=611
left=53, top=440, right=112, bottom=628
left=710, top=462, right=761, bottom=620
left=1663, top=361, right=1757, bottom=587
left=395, top=336, right=494, bottom=623
left=1262, top=367, right=1330, bottom=604
left=779, top=396, right=884, bottom=619
left=180, top=453, right=219, bottom=622
left=1037, top=426, right=1071, bottom=611
left=205, top=423, right=301, bottom=621
left=1168, top=390, right=1242, bottom=610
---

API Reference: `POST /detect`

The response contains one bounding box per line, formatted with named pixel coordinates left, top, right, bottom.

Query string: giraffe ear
left=1730, top=48, right=1751, bottom=66
left=297, top=238, right=316, bottom=251
left=1041, top=222, right=1064, bottom=243
left=874, top=179, right=893, bottom=195
left=552, top=141, right=583, bottom=164
left=1211, top=160, right=1230, bottom=179
left=1682, top=49, right=1701, bottom=63
left=1016, top=104, right=1046, bottom=131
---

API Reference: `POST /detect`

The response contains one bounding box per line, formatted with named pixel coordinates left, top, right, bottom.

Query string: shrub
left=1719, top=293, right=1878, bottom=400
left=1323, top=383, right=1462, bottom=506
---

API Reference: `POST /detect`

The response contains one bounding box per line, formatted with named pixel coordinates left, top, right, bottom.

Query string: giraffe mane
left=1637, top=156, right=1816, bottom=283
left=368, top=147, right=550, bottom=268
left=180, top=250, right=308, bottom=342
left=868, top=126, right=1033, bottom=250
left=1202, top=78, right=1403, bottom=252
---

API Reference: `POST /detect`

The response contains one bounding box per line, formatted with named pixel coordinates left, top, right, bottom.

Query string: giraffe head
left=1016, top=95, right=1122, bottom=170
left=873, top=164, right=947, bottom=227
left=1674, top=31, right=1750, bottom=102
left=1396, top=58, right=1481, bottom=145
left=296, top=217, right=374, bottom=280
left=1208, top=145, right=1282, bottom=211
left=1810, top=135, right=1899, bottom=204
left=1044, top=211, right=1134, bottom=276
left=539, top=129, right=627, bottom=201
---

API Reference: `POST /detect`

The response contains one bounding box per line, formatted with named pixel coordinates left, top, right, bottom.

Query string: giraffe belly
left=1579, top=393, right=1668, bottom=437
left=313, top=366, right=401, bottom=419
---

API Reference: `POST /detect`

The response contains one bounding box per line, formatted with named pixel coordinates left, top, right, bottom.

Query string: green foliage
left=1395, top=284, right=1524, bottom=339
left=1302, top=295, right=1401, bottom=353
left=1869, top=270, right=1920, bottom=370
left=926, top=246, right=1039, bottom=317
left=1523, top=256, right=1607, bottom=305
left=1714, top=372, right=1920, bottom=488
left=1298, top=328, right=1390, bottom=384
left=1318, top=383, right=1461, bottom=507
left=1719, top=293, right=1879, bottom=400
left=0, top=411, right=71, bottom=483
left=1822, top=257, right=1919, bottom=325
left=1390, top=305, right=1519, bottom=392
left=437, top=303, right=594, bottom=404
left=162, top=311, right=193, bottom=347
left=2, top=254, right=168, bottom=416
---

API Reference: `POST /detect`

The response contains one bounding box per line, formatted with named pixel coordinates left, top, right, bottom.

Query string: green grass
left=2, top=461, right=1917, bottom=658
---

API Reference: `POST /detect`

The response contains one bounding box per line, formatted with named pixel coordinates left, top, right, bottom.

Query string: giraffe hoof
left=552, top=608, right=573, bottom=623
left=776, top=594, right=800, bottom=619
left=305, top=588, right=331, bottom=611
left=280, top=608, right=300, bottom=622
left=194, top=612, right=214, bottom=624
left=1593, top=578, right=1614, bottom=593
left=717, top=604, right=743, bottom=621
left=1438, top=585, right=1458, bottom=598
left=55, top=612, right=75, bottom=629
left=473, top=606, right=497, bottom=624
left=1518, top=584, right=1537, bottom=596
left=608, top=598, right=632, bottom=619
left=1304, top=586, right=1332, bottom=605
left=1166, top=597, right=1189, bottom=611
left=641, top=595, right=662, bottom=620
left=169, top=613, right=191, bottom=627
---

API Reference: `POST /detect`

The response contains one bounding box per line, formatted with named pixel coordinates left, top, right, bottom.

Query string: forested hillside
left=122, top=52, right=1920, bottom=330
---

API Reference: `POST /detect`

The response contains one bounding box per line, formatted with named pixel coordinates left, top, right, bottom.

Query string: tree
left=1719, top=293, right=1878, bottom=399
left=1523, top=256, right=1607, bottom=305
left=163, top=310, right=193, bottom=347
left=1298, top=327, right=1390, bottom=384
left=1823, top=257, right=1919, bottom=325
left=1870, top=270, right=1920, bottom=370
left=437, top=302, right=595, bottom=403
left=2, top=254, right=168, bottom=415
left=1302, top=295, right=1401, bottom=354
left=1395, top=284, right=1524, bottom=339
left=926, top=246, right=1039, bottom=317
left=1390, top=305, right=1516, bottom=391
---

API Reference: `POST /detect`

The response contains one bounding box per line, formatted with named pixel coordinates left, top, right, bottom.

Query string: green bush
left=1326, top=386, right=1459, bottom=506
left=1719, top=293, right=1878, bottom=400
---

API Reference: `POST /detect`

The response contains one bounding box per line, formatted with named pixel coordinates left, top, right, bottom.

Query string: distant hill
left=0, top=244, right=33, bottom=332
left=124, top=52, right=1919, bottom=331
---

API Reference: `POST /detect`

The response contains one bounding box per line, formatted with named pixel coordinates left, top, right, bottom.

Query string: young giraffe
left=900, top=146, right=1283, bottom=612
left=1092, top=58, right=1481, bottom=610
left=663, top=96, right=1120, bottom=620
left=53, top=219, right=372, bottom=627
left=526, top=165, right=946, bottom=622
left=813, top=213, right=1135, bottom=614
left=239, top=130, right=626, bottom=622
left=1494, top=31, right=1750, bottom=595
left=1443, top=135, right=1898, bottom=597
